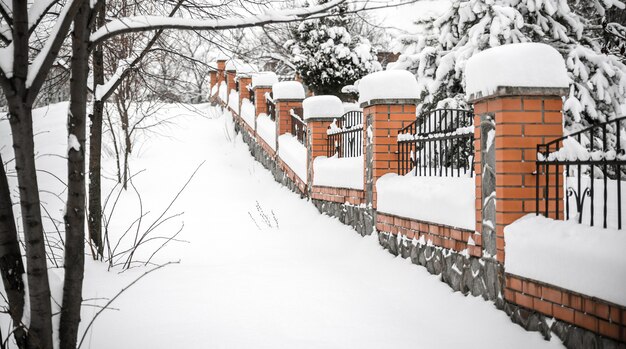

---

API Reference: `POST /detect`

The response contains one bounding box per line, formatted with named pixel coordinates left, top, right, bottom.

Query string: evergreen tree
left=392, top=0, right=626, bottom=134
left=284, top=0, right=381, bottom=96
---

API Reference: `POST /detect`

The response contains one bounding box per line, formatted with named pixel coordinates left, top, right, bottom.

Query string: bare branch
left=26, top=0, right=82, bottom=106
left=90, top=0, right=347, bottom=45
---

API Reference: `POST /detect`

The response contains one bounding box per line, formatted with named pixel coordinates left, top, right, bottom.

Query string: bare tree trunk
left=88, top=1, right=106, bottom=259
left=8, top=2, right=53, bottom=348
left=7, top=100, right=53, bottom=349
left=59, top=1, right=89, bottom=347
left=0, top=153, right=27, bottom=348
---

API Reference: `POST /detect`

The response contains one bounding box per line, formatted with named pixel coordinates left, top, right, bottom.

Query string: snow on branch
left=26, top=0, right=79, bottom=90
left=28, top=0, right=62, bottom=33
left=90, top=0, right=347, bottom=44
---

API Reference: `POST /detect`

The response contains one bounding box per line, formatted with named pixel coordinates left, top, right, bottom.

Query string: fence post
left=303, top=96, right=344, bottom=192
left=209, top=68, right=217, bottom=95
left=466, top=43, right=568, bottom=267
left=238, top=75, right=252, bottom=112
left=272, top=81, right=305, bottom=152
left=358, top=71, right=420, bottom=211
left=226, top=71, right=237, bottom=96
left=251, top=72, right=278, bottom=131
left=216, top=58, right=226, bottom=86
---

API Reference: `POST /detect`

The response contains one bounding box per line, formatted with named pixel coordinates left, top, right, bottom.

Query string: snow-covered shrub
left=284, top=0, right=381, bottom=96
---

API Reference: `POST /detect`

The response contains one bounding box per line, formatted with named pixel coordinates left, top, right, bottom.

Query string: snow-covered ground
left=1, top=103, right=563, bottom=348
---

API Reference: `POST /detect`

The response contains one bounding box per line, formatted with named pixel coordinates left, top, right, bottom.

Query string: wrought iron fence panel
left=536, top=116, right=626, bottom=230
left=327, top=111, right=363, bottom=158
left=291, top=107, right=307, bottom=145
left=398, top=109, right=474, bottom=177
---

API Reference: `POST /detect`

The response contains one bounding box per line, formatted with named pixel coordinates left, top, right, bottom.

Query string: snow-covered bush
left=284, top=0, right=381, bottom=96
left=392, top=0, right=626, bottom=131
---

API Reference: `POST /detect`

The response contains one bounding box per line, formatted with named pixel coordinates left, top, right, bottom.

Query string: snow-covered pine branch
left=90, top=0, right=347, bottom=45
left=391, top=0, right=626, bottom=127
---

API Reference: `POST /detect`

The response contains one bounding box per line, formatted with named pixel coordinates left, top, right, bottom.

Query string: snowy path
left=73, top=105, right=564, bottom=348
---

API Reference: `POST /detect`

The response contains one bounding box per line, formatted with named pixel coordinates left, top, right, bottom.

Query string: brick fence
left=208, top=59, right=625, bottom=346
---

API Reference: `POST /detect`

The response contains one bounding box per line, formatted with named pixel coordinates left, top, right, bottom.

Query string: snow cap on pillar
left=465, top=43, right=569, bottom=102
left=358, top=70, right=419, bottom=107
left=272, top=81, right=305, bottom=100
left=251, top=72, right=278, bottom=88
left=303, top=95, right=343, bottom=120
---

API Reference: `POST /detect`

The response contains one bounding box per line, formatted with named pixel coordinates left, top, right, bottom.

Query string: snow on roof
left=251, top=72, right=278, bottom=88
left=465, top=43, right=569, bottom=100
left=303, top=96, right=344, bottom=120
left=358, top=70, right=419, bottom=105
left=272, top=81, right=305, bottom=100
left=216, top=53, right=229, bottom=61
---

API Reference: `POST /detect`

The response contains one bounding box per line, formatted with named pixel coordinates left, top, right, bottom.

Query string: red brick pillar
left=253, top=86, right=272, bottom=116
left=466, top=44, right=568, bottom=264
left=303, top=95, right=344, bottom=188
left=216, top=59, right=226, bottom=86
left=272, top=81, right=305, bottom=143
left=361, top=101, right=418, bottom=209
left=226, top=70, right=236, bottom=96
left=238, top=76, right=252, bottom=105
left=470, top=91, right=566, bottom=263
left=209, top=70, right=217, bottom=95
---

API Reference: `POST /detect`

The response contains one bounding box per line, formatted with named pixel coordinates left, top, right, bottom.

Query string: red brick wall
left=376, top=213, right=482, bottom=256
left=311, top=186, right=365, bottom=206
left=505, top=274, right=625, bottom=342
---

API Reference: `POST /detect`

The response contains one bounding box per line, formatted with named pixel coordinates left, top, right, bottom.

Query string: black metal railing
left=291, top=107, right=307, bottom=145
left=266, top=92, right=276, bottom=121
left=536, top=116, right=626, bottom=230
left=398, top=108, right=474, bottom=177
left=327, top=110, right=363, bottom=158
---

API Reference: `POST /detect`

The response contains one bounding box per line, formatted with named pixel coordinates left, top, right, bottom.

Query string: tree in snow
left=285, top=0, right=382, bottom=96
left=0, top=0, right=350, bottom=347
left=392, top=0, right=626, bottom=133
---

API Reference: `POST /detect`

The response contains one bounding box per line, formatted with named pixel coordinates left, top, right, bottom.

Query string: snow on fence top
left=251, top=72, right=278, bottom=88
left=358, top=70, right=419, bottom=105
left=465, top=43, right=569, bottom=99
left=303, top=95, right=343, bottom=120
left=505, top=214, right=626, bottom=306
left=272, top=81, right=305, bottom=100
